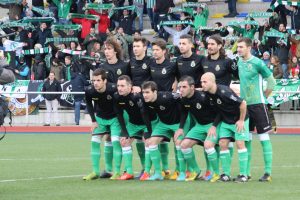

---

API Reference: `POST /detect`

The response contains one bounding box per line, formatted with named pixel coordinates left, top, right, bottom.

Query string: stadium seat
left=211, top=13, right=226, bottom=18
left=237, top=0, right=249, bottom=3
left=236, top=12, right=248, bottom=18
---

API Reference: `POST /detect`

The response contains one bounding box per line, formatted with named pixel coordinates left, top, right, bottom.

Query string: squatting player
left=201, top=72, right=249, bottom=183
left=237, top=37, right=276, bottom=182
left=84, top=69, right=122, bottom=180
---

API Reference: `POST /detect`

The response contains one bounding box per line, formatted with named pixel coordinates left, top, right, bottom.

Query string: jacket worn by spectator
left=32, top=57, right=46, bottom=80
left=112, top=12, right=137, bottom=35
left=34, top=28, right=53, bottom=47
left=42, top=78, right=62, bottom=101
left=286, top=6, right=300, bottom=30
left=89, top=9, right=110, bottom=34
left=52, top=0, right=73, bottom=19
left=72, top=17, right=97, bottom=39
left=155, top=0, right=175, bottom=14
left=70, top=72, right=89, bottom=101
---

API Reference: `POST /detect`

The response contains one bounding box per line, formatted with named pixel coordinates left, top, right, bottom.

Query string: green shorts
left=185, top=122, right=218, bottom=145
left=219, top=119, right=249, bottom=141
left=152, top=121, right=183, bottom=141
left=93, top=116, right=121, bottom=137
left=125, top=122, right=145, bottom=138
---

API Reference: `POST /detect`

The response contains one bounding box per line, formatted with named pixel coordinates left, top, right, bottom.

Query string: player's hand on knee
left=235, top=120, right=245, bottom=133
left=91, top=122, right=98, bottom=133
left=174, top=128, right=184, bottom=141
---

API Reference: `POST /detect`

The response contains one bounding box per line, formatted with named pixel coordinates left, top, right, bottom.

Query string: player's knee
left=175, top=140, right=182, bottom=147
left=236, top=140, right=246, bottom=150
left=180, top=140, right=191, bottom=149
left=204, top=141, right=214, bottom=149
left=219, top=139, right=229, bottom=150
left=91, top=135, right=101, bottom=143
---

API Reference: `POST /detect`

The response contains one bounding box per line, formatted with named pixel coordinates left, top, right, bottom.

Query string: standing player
left=176, top=76, right=220, bottom=181
left=83, top=69, right=122, bottom=180
left=130, top=36, right=152, bottom=93
left=114, top=75, right=157, bottom=180
left=237, top=37, right=276, bottom=182
left=99, top=37, right=130, bottom=83
left=201, top=72, right=249, bottom=183
left=150, top=39, right=177, bottom=92
left=201, top=34, right=238, bottom=178
left=176, top=34, right=204, bottom=88
left=141, top=81, right=186, bottom=181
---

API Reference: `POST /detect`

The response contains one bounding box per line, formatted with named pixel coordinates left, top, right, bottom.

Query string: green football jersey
left=238, top=56, right=272, bottom=105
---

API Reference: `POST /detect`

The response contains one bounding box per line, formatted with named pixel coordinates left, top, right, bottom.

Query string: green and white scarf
left=22, top=47, right=50, bottom=55
left=85, top=3, right=113, bottom=10
left=22, top=17, right=56, bottom=23
left=68, top=13, right=99, bottom=21
left=0, top=22, right=34, bottom=29
left=31, top=6, right=54, bottom=17
left=45, top=37, right=79, bottom=44
left=248, top=12, right=273, bottom=18
left=109, top=5, right=138, bottom=17
left=0, top=0, right=22, bottom=5
left=60, top=49, right=86, bottom=56
left=182, top=2, right=207, bottom=8
left=52, top=24, right=82, bottom=31
left=228, top=20, right=258, bottom=27
left=160, top=20, right=194, bottom=27
left=271, top=0, right=300, bottom=10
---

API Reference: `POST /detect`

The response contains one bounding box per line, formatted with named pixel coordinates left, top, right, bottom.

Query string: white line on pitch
left=0, top=175, right=84, bottom=183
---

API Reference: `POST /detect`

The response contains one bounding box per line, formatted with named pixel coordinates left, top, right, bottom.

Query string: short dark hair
left=141, top=81, right=157, bottom=92
left=118, top=75, right=132, bottom=85
left=49, top=71, right=55, bottom=75
left=93, top=68, right=107, bottom=80
left=65, top=56, right=72, bottom=61
left=133, top=36, right=148, bottom=46
left=180, top=34, right=193, bottom=43
left=179, top=76, right=195, bottom=86
left=237, top=37, right=252, bottom=47
left=152, top=39, right=167, bottom=50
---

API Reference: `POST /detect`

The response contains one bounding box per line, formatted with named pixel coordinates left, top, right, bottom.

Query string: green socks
left=112, top=137, right=122, bottom=174
left=182, top=148, right=200, bottom=174
left=104, top=141, right=113, bottom=172
left=238, top=148, right=248, bottom=176
left=245, top=139, right=252, bottom=176
left=145, top=147, right=152, bottom=174
left=228, top=142, right=234, bottom=160
left=122, top=146, right=133, bottom=175
left=159, top=143, right=169, bottom=171
left=220, top=150, right=231, bottom=176
left=204, top=151, right=213, bottom=172
left=149, top=145, right=162, bottom=175
left=176, top=146, right=186, bottom=173
left=259, top=133, right=273, bottom=175
left=136, top=140, right=145, bottom=169
left=205, top=148, right=219, bottom=175
left=91, top=136, right=101, bottom=175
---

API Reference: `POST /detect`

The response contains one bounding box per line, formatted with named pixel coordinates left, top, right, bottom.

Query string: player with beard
left=201, top=72, right=250, bottom=183
left=176, top=34, right=204, bottom=88
left=201, top=35, right=238, bottom=179
left=83, top=69, right=122, bottom=180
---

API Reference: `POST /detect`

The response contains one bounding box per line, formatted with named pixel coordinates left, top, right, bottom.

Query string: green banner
left=268, top=79, right=300, bottom=107
left=160, top=20, right=194, bottom=27
left=68, top=13, right=99, bottom=21
left=52, top=24, right=82, bottom=31
left=22, top=17, right=56, bottom=23
left=182, top=2, right=207, bottom=8
left=0, top=0, right=22, bottom=5
left=228, top=20, right=259, bottom=27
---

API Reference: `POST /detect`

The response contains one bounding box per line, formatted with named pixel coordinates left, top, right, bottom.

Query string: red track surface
left=3, top=126, right=300, bottom=134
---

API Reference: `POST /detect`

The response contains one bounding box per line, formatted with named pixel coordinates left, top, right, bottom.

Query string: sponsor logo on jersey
left=160, top=106, right=165, bottom=110
left=230, top=95, right=237, bottom=101
left=215, top=65, right=220, bottom=71
left=149, top=106, right=154, bottom=109
left=184, top=105, right=191, bottom=108
left=162, top=68, right=166, bottom=74
left=163, top=94, right=166, bottom=98
left=191, top=61, right=195, bottom=68
left=107, top=95, right=112, bottom=100
left=178, top=62, right=183, bottom=66
left=142, top=63, right=147, bottom=69
left=196, top=103, right=201, bottom=109
left=247, top=64, right=253, bottom=70
left=203, top=66, right=208, bottom=69
left=119, top=102, right=125, bottom=105
left=117, top=69, right=122, bottom=75
left=129, top=100, right=134, bottom=106
left=131, top=65, right=135, bottom=69
left=92, top=98, right=99, bottom=100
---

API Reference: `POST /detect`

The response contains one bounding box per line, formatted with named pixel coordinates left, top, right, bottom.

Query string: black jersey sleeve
left=85, top=88, right=96, bottom=122
left=179, top=102, right=188, bottom=129
left=136, top=97, right=153, bottom=135
left=113, top=93, right=129, bottom=137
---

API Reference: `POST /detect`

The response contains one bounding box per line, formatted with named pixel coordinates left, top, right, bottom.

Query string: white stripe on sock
left=258, top=133, right=270, bottom=141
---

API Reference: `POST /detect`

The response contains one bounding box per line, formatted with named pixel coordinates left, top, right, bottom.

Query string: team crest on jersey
left=217, top=98, right=222, bottom=104
left=191, top=61, right=196, bottom=68
left=215, top=65, right=220, bottom=71
left=142, top=63, right=147, bottom=69
left=107, top=95, right=112, bottom=100
left=247, top=64, right=253, bottom=70
left=162, top=68, right=167, bottom=74
left=129, top=100, right=134, bottom=107
left=117, top=69, right=122, bottom=75
left=196, top=103, right=202, bottom=109
left=160, top=106, right=165, bottom=110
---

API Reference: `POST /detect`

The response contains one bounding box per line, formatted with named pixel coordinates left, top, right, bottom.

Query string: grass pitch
left=1, top=134, right=300, bottom=200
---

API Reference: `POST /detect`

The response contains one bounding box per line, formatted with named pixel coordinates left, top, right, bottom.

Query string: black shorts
left=248, top=104, right=272, bottom=134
